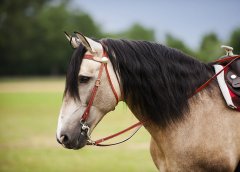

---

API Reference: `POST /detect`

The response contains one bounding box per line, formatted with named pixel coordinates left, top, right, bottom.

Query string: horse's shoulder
left=196, top=157, right=235, bottom=172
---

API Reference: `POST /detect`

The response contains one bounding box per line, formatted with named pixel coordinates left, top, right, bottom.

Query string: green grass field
left=0, top=78, right=156, bottom=172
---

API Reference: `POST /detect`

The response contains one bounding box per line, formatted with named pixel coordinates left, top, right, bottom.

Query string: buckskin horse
left=56, top=32, right=240, bottom=172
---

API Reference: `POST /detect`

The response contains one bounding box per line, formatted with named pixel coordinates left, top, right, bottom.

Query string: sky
left=71, top=0, right=240, bottom=49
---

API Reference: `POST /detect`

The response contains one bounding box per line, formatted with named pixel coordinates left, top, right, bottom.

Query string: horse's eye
left=79, top=76, right=91, bottom=83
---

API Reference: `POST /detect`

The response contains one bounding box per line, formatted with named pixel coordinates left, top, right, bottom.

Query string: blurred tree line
left=0, top=0, right=239, bottom=76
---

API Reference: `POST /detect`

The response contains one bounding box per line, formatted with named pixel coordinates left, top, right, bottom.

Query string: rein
left=80, top=52, right=240, bottom=147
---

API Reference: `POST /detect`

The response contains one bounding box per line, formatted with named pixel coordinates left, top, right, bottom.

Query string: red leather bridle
left=80, top=51, right=240, bottom=147
left=80, top=53, right=119, bottom=122
left=79, top=52, right=143, bottom=146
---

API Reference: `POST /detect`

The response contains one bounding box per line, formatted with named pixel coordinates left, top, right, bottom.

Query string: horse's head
left=56, top=32, right=121, bottom=149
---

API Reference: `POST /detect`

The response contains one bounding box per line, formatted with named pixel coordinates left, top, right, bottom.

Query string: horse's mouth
left=73, top=131, right=88, bottom=149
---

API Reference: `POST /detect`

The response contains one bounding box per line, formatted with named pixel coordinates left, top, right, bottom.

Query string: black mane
left=65, top=39, right=214, bottom=127
left=102, top=39, right=214, bottom=127
left=64, top=44, right=86, bottom=99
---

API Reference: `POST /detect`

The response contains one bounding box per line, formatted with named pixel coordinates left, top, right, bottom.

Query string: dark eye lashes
left=79, top=76, right=91, bottom=83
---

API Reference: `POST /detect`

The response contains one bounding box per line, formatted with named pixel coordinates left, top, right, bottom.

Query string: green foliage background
left=1, top=0, right=239, bottom=76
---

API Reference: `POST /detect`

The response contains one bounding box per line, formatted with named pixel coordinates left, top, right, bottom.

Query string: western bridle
left=80, top=53, right=119, bottom=122
left=79, top=51, right=143, bottom=146
left=79, top=49, right=240, bottom=147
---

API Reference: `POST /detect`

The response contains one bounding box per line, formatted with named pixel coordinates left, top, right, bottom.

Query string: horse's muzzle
left=56, top=124, right=88, bottom=150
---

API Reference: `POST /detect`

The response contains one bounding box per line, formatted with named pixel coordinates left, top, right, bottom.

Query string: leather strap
left=104, top=64, right=119, bottom=103
left=91, top=121, right=143, bottom=146
left=81, top=63, right=105, bottom=121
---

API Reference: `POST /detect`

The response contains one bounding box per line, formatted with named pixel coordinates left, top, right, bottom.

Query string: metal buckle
left=95, top=79, right=101, bottom=87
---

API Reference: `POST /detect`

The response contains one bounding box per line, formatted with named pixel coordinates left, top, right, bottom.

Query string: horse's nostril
left=60, top=135, right=70, bottom=144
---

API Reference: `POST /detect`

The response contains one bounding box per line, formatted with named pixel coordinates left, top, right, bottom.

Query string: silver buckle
left=95, top=79, right=101, bottom=87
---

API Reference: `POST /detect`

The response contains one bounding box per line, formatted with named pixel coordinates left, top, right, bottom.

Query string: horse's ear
left=74, top=32, right=103, bottom=56
left=64, top=31, right=80, bottom=48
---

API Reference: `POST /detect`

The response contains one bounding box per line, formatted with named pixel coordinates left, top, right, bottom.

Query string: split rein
left=80, top=53, right=240, bottom=147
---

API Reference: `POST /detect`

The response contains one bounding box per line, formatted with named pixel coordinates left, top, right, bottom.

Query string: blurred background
left=0, top=0, right=239, bottom=171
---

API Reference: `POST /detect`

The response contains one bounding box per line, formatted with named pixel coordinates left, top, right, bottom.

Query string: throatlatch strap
left=104, top=64, right=119, bottom=103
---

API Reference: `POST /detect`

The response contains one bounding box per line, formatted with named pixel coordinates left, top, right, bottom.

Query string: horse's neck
left=117, top=45, right=214, bottom=128
left=145, top=86, right=240, bottom=151
left=130, top=85, right=239, bottom=146
left=148, top=87, right=240, bottom=171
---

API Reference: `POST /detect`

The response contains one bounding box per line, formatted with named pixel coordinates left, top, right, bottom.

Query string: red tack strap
left=214, top=55, right=239, bottom=64
left=94, top=121, right=143, bottom=145
left=104, top=64, right=119, bottom=103
left=83, top=54, right=94, bottom=60
left=81, top=63, right=105, bottom=121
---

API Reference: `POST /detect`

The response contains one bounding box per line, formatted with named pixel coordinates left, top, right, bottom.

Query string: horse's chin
left=72, top=139, right=87, bottom=150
